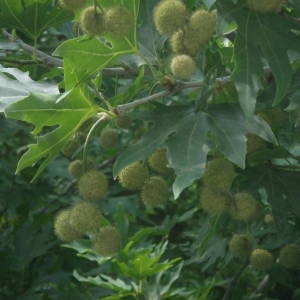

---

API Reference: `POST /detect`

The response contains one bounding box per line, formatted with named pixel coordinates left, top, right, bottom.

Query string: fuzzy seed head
left=93, top=226, right=121, bottom=257
left=78, top=170, right=108, bottom=201
left=203, top=158, right=236, bottom=191
left=170, top=30, right=186, bottom=54
left=68, top=159, right=94, bottom=179
left=185, top=10, right=217, bottom=46
left=141, top=176, right=169, bottom=206
left=229, top=234, right=252, bottom=260
left=59, top=0, right=86, bottom=10
left=279, top=244, right=300, bottom=270
left=264, top=214, right=274, bottom=224
left=69, top=201, right=104, bottom=234
left=81, top=6, right=106, bottom=36
left=54, top=209, right=81, bottom=242
left=170, top=54, right=196, bottom=79
left=153, top=0, right=187, bottom=35
left=200, top=187, right=232, bottom=215
left=105, top=5, right=133, bottom=37
left=118, top=162, right=149, bottom=190
left=247, top=0, right=282, bottom=13
left=100, top=128, right=119, bottom=149
left=230, top=193, right=261, bottom=221
left=250, top=249, right=274, bottom=271
left=116, top=115, right=132, bottom=129
left=148, top=148, right=171, bottom=175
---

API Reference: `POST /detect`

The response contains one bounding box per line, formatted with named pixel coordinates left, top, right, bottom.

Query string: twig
left=114, top=78, right=222, bottom=114
left=222, top=262, right=248, bottom=300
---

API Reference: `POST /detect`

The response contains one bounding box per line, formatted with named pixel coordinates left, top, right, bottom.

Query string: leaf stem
left=82, top=114, right=107, bottom=169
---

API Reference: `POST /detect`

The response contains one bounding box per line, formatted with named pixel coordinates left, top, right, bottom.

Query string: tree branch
left=0, top=58, right=40, bottom=65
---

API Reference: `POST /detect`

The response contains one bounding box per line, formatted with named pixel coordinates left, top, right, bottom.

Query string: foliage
left=1, top=0, right=300, bottom=299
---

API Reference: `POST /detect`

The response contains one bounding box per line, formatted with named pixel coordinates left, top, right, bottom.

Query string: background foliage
left=1, top=0, right=300, bottom=299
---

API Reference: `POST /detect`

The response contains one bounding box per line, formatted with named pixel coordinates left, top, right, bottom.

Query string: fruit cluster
left=59, top=1, right=133, bottom=37
left=153, top=0, right=217, bottom=79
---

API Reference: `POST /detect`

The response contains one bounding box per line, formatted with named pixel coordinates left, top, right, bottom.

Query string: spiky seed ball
left=54, top=209, right=81, bottom=242
left=246, top=134, right=267, bottom=153
left=250, top=249, right=273, bottom=271
left=247, top=0, right=282, bottom=13
left=203, top=158, right=236, bottom=191
left=80, top=6, right=106, bottom=36
left=229, top=234, right=252, bottom=260
left=148, top=148, right=171, bottom=175
left=153, top=0, right=187, bottom=35
left=185, top=9, right=217, bottom=47
left=78, top=170, right=108, bottom=201
left=279, top=244, right=300, bottom=270
left=100, top=128, right=119, bottom=149
left=59, top=0, right=86, bottom=10
left=141, top=176, right=169, bottom=206
left=230, top=193, right=261, bottom=222
left=118, top=162, right=149, bottom=190
left=170, top=54, right=196, bottom=79
left=116, top=115, right=132, bottom=129
left=93, top=226, right=121, bottom=257
left=105, top=5, right=133, bottom=37
left=68, top=159, right=94, bottom=179
left=264, top=214, right=274, bottom=224
left=200, top=187, right=232, bottom=215
left=69, top=201, right=104, bottom=234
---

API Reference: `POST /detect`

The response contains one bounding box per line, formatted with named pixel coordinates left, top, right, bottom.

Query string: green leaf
left=228, top=5, right=300, bottom=115
left=73, top=270, right=133, bottom=292
left=54, top=0, right=140, bottom=89
left=0, top=65, right=58, bottom=112
left=114, top=104, right=276, bottom=198
left=208, top=104, right=277, bottom=168
left=0, top=0, right=69, bottom=40
left=167, top=112, right=210, bottom=198
left=4, top=87, right=98, bottom=180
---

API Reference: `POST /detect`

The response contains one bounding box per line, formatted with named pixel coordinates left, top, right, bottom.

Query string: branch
left=1, top=29, right=138, bottom=77
left=0, top=58, right=39, bottom=66
left=114, top=78, right=230, bottom=114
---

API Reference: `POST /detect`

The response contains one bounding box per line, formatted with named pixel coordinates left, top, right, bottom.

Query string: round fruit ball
left=148, top=148, right=171, bottom=175
left=153, top=0, right=187, bottom=35
left=80, top=6, right=106, bottom=36
left=54, top=209, right=81, bottom=242
left=264, top=214, right=274, bottom=224
left=279, top=244, right=300, bottom=270
left=68, top=158, right=94, bottom=179
left=141, top=176, right=169, bottom=206
left=69, top=201, right=104, bottom=234
left=203, top=158, right=236, bottom=191
left=200, top=187, right=232, bottom=215
left=78, top=170, right=108, bottom=201
left=59, top=0, right=86, bottom=10
left=105, top=5, right=133, bottom=37
left=170, top=54, right=196, bottom=79
left=93, top=226, right=121, bottom=257
left=230, top=192, right=261, bottom=222
left=185, top=9, right=217, bottom=46
left=229, top=234, right=252, bottom=260
left=100, top=128, right=119, bottom=149
left=250, top=248, right=274, bottom=271
left=247, top=0, right=282, bottom=13
left=118, top=162, right=149, bottom=190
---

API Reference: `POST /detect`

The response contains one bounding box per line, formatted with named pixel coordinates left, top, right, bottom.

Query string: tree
left=1, top=0, right=300, bottom=299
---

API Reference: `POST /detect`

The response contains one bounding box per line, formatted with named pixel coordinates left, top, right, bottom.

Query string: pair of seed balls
left=153, top=0, right=217, bottom=80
